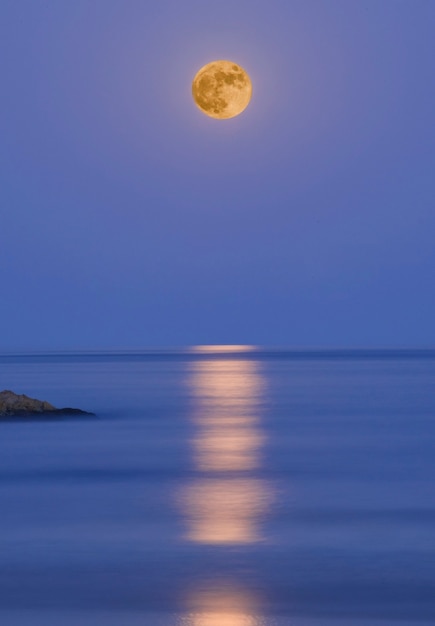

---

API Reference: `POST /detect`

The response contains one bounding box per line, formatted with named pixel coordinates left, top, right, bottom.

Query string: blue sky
left=1, top=0, right=434, bottom=350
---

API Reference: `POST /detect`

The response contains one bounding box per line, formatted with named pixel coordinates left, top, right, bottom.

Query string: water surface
left=1, top=348, right=434, bottom=624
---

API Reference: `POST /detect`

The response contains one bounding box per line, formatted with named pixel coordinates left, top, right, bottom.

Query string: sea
left=0, top=347, right=434, bottom=626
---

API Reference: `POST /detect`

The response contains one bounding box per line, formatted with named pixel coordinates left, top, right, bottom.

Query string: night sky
left=1, top=1, right=434, bottom=350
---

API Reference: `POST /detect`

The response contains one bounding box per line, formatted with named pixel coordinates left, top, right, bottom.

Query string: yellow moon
left=192, top=60, right=252, bottom=120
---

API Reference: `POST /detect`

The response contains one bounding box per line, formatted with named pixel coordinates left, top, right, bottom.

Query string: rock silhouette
left=0, top=390, right=93, bottom=418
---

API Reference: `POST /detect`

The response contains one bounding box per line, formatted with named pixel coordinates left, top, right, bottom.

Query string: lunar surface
left=192, top=60, right=252, bottom=120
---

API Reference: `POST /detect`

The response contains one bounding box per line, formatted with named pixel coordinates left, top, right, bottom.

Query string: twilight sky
left=1, top=0, right=434, bottom=351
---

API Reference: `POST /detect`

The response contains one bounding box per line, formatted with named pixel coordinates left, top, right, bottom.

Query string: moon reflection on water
left=179, top=349, right=273, bottom=625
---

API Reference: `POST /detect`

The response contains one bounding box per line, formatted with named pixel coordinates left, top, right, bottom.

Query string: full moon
left=192, top=60, right=252, bottom=120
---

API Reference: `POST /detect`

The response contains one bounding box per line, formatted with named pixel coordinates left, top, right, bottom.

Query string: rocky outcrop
left=0, top=390, right=93, bottom=418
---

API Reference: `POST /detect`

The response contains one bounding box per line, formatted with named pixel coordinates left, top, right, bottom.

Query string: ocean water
left=0, top=348, right=434, bottom=626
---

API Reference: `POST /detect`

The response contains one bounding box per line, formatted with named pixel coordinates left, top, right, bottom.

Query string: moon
left=192, top=60, right=252, bottom=120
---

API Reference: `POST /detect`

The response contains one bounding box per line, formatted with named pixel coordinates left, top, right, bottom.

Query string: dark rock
left=0, top=390, right=94, bottom=418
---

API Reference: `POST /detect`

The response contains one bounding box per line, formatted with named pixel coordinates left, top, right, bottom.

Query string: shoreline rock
left=0, top=390, right=94, bottom=418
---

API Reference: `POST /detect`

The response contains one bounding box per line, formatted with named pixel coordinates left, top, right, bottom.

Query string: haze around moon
left=192, top=60, right=252, bottom=120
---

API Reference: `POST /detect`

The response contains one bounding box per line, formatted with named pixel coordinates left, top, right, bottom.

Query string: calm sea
left=0, top=348, right=434, bottom=625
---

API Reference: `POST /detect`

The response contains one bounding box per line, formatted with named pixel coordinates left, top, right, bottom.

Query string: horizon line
left=1, top=345, right=435, bottom=358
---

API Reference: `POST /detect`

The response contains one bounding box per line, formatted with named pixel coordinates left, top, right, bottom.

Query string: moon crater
left=192, top=61, right=252, bottom=120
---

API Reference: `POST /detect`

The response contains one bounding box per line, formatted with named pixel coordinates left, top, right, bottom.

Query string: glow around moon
left=192, top=60, right=252, bottom=120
